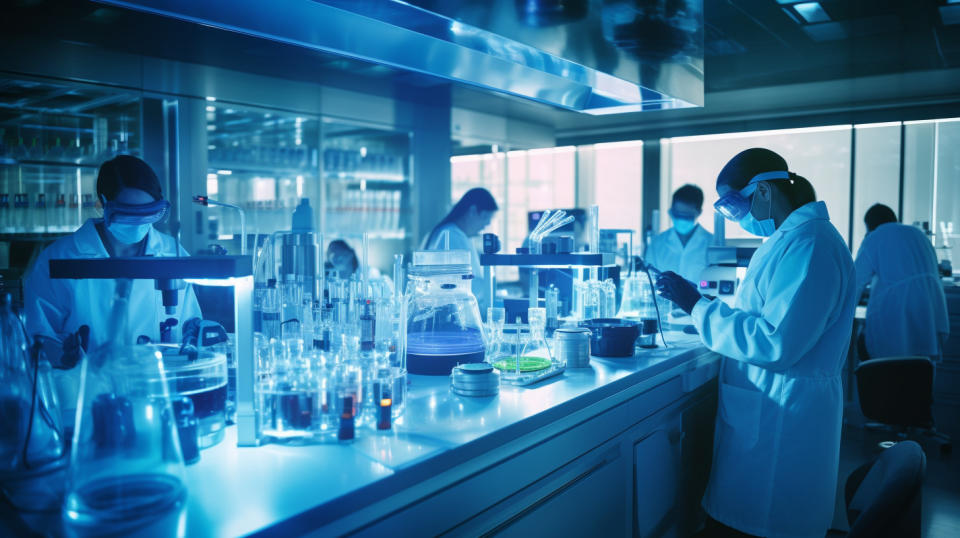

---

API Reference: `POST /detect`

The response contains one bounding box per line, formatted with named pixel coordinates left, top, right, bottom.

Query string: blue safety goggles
left=713, top=170, right=791, bottom=221
left=102, top=198, right=170, bottom=226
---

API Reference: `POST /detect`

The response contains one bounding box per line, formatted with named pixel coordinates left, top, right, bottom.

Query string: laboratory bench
left=183, top=332, right=720, bottom=537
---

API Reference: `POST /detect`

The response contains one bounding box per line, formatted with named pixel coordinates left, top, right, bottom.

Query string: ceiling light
left=794, top=2, right=831, bottom=24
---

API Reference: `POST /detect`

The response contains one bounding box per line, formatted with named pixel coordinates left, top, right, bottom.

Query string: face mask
left=739, top=213, right=775, bottom=237
left=108, top=222, right=151, bottom=244
left=672, top=218, right=696, bottom=235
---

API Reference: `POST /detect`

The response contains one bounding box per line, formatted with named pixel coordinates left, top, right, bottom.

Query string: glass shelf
left=0, top=78, right=141, bottom=237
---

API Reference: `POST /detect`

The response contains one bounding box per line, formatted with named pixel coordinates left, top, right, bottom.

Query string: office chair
left=855, top=356, right=952, bottom=455
left=844, top=440, right=926, bottom=538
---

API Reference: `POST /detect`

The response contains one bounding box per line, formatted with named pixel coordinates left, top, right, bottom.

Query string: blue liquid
left=406, top=330, right=485, bottom=376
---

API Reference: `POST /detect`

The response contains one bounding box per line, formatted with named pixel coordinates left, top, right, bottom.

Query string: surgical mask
left=672, top=218, right=696, bottom=235
left=739, top=212, right=775, bottom=237
left=108, top=222, right=152, bottom=244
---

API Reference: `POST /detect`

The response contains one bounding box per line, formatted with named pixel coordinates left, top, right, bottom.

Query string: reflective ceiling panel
left=93, top=0, right=704, bottom=114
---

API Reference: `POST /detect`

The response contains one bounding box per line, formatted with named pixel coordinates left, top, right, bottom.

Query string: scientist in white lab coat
left=645, top=184, right=713, bottom=283
left=423, top=187, right=498, bottom=311
left=657, top=148, right=857, bottom=538
left=25, top=155, right=201, bottom=421
left=854, top=203, right=949, bottom=360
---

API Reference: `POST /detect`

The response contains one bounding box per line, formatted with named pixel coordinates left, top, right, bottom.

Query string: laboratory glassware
left=0, top=294, right=67, bottom=514
left=63, top=281, right=187, bottom=537
left=404, top=249, right=486, bottom=376
left=156, top=346, right=228, bottom=449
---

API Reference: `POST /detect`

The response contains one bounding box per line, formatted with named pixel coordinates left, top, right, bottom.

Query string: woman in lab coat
left=25, top=156, right=201, bottom=421
left=424, top=187, right=499, bottom=311
left=657, top=148, right=857, bottom=538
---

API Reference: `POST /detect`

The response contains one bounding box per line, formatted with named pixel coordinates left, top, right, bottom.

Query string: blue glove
left=655, top=271, right=702, bottom=315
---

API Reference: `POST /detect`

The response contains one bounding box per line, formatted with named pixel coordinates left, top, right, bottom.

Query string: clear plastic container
left=156, top=347, right=228, bottom=449
left=404, top=250, right=486, bottom=376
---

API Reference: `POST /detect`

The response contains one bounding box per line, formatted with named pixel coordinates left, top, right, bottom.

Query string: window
left=662, top=126, right=853, bottom=243
left=578, top=141, right=644, bottom=234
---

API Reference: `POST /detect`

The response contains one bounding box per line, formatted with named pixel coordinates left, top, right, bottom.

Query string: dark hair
left=772, top=172, right=817, bottom=210
left=864, top=203, right=898, bottom=231
left=327, top=239, right=359, bottom=272
left=672, top=184, right=704, bottom=211
left=716, top=148, right=815, bottom=210
left=96, top=155, right=163, bottom=202
left=717, top=148, right=788, bottom=191
left=427, top=187, right=498, bottom=247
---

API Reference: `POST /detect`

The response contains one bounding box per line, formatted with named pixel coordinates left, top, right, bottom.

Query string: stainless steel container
left=450, top=363, right=500, bottom=397
left=554, top=327, right=591, bottom=368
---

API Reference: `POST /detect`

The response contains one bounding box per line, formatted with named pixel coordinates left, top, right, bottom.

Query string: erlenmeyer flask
left=519, top=308, right=553, bottom=371
left=0, top=293, right=66, bottom=513
left=63, top=280, right=187, bottom=537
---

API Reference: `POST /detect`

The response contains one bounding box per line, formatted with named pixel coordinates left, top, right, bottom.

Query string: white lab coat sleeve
left=853, top=237, right=875, bottom=298
left=23, top=249, right=70, bottom=343
left=691, top=237, right=843, bottom=371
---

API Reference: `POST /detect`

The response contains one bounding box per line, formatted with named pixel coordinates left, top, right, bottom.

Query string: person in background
left=24, top=155, right=202, bottom=422
left=326, top=239, right=360, bottom=279
left=325, top=239, right=392, bottom=293
left=645, top=184, right=713, bottom=284
left=424, top=187, right=499, bottom=311
left=854, top=203, right=949, bottom=360
left=657, top=148, right=857, bottom=538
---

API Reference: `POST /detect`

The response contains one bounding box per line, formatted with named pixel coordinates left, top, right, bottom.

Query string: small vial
left=338, top=396, right=355, bottom=442
left=377, top=398, right=392, bottom=430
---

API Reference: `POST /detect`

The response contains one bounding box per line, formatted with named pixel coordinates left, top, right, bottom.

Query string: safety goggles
left=102, top=198, right=170, bottom=225
left=713, top=170, right=791, bottom=221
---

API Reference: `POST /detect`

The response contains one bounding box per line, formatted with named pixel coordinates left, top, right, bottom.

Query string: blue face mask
left=108, top=222, right=151, bottom=244
left=739, top=212, right=775, bottom=237
left=672, top=218, right=696, bottom=235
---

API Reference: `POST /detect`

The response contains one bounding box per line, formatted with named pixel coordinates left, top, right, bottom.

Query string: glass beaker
left=63, top=344, right=187, bottom=537
left=404, top=250, right=486, bottom=376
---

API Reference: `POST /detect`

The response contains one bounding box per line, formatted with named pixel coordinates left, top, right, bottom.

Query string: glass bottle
left=63, top=280, right=187, bottom=536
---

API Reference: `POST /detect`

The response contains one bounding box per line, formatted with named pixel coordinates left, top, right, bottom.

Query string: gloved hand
left=181, top=317, right=203, bottom=347
left=62, top=325, right=90, bottom=369
left=39, top=325, right=90, bottom=369
left=655, top=271, right=702, bottom=315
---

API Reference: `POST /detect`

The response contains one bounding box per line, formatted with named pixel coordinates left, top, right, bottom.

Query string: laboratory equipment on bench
left=47, top=256, right=256, bottom=447
left=0, top=293, right=67, bottom=520
left=697, top=213, right=757, bottom=308
left=62, top=280, right=187, bottom=537
left=404, top=249, right=486, bottom=376
left=450, top=363, right=500, bottom=397
left=553, top=326, right=591, bottom=368
left=579, top=318, right=640, bottom=357
left=154, top=346, right=228, bottom=449
left=493, top=308, right=564, bottom=385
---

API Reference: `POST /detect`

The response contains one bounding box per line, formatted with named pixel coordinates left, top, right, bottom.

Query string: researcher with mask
left=423, top=187, right=499, bottom=311
left=854, top=203, right=948, bottom=360
left=25, top=156, right=202, bottom=416
left=645, top=184, right=713, bottom=283
left=657, top=148, right=857, bottom=538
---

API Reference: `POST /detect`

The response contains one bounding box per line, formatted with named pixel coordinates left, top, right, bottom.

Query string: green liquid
left=493, top=356, right=552, bottom=372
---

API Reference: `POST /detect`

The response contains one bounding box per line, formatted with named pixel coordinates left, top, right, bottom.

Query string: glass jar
left=404, top=250, right=486, bottom=376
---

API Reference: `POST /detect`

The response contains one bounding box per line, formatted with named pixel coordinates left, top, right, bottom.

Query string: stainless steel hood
left=94, top=0, right=704, bottom=114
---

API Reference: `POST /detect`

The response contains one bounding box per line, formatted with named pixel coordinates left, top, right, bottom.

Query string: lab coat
left=690, top=202, right=857, bottom=538
left=424, top=222, right=489, bottom=311
left=645, top=224, right=713, bottom=283
left=24, top=219, right=202, bottom=419
left=854, top=222, right=949, bottom=359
